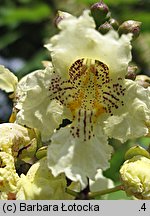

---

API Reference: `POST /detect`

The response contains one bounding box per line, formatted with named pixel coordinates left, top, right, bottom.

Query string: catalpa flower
left=15, top=10, right=150, bottom=187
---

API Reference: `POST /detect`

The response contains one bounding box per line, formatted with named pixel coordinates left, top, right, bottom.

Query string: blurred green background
left=0, top=0, right=150, bottom=199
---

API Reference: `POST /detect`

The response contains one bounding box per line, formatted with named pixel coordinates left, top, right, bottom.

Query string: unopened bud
left=98, top=21, right=113, bottom=34
left=118, top=20, right=141, bottom=39
left=91, top=1, right=109, bottom=26
left=125, top=146, right=150, bottom=160
left=135, top=75, right=150, bottom=88
left=125, top=65, right=138, bottom=80
left=36, top=146, right=47, bottom=160
left=120, top=155, right=150, bottom=199
left=109, top=18, right=119, bottom=30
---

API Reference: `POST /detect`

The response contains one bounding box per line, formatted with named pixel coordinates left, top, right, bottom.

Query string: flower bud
left=36, top=146, right=47, bottom=160
left=135, top=75, right=150, bottom=88
left=118, top=20, right=141, bottom=39
left=98, top=21, right=113, bottom=34
left=91, top=1, right=109, bottom=26
left=125, top=145, right=150, bottom=160
left=109, top=18, right=119, bottom=30
left=125, top=65, right=137, bottom=80
left=120, top=155, right=150, bottom=199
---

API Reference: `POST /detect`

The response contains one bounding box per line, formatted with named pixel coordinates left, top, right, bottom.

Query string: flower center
left=49, top=58, right=125, bottom=140
left=68, top=58, right=109, bottom=118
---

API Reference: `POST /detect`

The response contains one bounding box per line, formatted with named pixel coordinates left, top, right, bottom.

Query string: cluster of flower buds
left=54, top=1, right=141, bottom=40
left=90, top=1, right=141, bottom=40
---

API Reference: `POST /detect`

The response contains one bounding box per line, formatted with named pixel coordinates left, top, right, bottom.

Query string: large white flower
left=15, top=10, right=150, bottom=187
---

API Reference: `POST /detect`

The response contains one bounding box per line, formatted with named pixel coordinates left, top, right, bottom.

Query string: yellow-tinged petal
left=0, top=192, right=8, bottom=200
left=0, top=152, right=19, bottom=194
left=0, top=65, right=18, bottom=93
left=16, top=157, right=74, bottom=200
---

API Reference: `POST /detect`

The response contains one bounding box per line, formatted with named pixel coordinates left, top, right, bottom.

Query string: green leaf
left=0, top=4, right=51, bottom=26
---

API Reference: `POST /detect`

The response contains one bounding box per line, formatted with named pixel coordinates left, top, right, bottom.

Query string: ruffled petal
left=15, top=67, right=64, bottom=141
left=0, top=65, right=18, bottom=93
left=47, top=123, right=113, bottom=189
left=104, top=80, right=150, bottom=142
left=46, top=10, right=132, bottom=79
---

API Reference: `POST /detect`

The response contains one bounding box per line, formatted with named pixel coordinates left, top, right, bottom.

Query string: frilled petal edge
left=47, top=124, right=113, bottom=189
left=104, top=80, right=150, bottom=142
left=15, top=67, right=64, bottom=141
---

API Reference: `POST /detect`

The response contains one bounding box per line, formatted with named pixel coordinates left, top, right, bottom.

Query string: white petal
left=58, top=10, right=95, bottom=30
left=0, top=65, right=18, bottom=93
left=104, top=80, right=150, bottom=142
left=15, top=67, right=64, bottom=141
left=47, top=123, right=113, bottom=189
left=46, top=10, right=132, bottom=79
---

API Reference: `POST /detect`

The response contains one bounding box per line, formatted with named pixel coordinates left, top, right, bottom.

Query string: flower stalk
left=88, top=185, right=123, bottom=199
left=66, top=185, right=123, bottom=199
